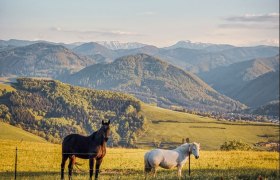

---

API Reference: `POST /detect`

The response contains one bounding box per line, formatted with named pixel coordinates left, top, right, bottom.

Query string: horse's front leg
left=177, top=165, right=182, bottom=179
left=95, top=158, right=103, bottom=180
left=89, top=158, right=95, bottom=180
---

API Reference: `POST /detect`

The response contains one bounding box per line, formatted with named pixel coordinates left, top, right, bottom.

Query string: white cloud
left=224, top=13, right=279, bottom=23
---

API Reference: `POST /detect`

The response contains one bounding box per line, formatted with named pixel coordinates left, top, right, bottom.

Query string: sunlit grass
left=0, top=140, right=279, bottom=179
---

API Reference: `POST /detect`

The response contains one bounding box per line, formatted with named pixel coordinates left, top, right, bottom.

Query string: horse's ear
left=108, top=120, right=110, bottom=124
left=102, top=120, right=104, bottom=125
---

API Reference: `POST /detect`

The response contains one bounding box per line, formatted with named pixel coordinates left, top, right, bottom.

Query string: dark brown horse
left=61, top=120, right=110, bottom=180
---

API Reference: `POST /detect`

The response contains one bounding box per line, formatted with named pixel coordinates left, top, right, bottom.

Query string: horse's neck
left=176, top=143, right=192, bottom=155
left=90, top=129, right=106, bottom=144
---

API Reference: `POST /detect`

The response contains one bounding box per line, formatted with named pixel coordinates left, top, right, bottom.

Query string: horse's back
left=146, top=149, right=179, bottom=169
left=62, top=134, right=89, bottom=152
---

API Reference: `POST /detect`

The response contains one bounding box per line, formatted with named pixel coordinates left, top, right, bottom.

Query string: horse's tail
left=144, top=152, right=152, bottom=173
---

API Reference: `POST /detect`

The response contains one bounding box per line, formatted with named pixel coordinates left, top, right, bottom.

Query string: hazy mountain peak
left=166, top=40, right=234, bottom=52
left=96, top=41, right=147, bottom=50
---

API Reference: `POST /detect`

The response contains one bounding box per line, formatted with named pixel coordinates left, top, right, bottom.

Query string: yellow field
left=0, top=140, right=279, bottom=179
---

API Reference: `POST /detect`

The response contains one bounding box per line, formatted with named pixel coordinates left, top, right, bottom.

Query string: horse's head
left=101, top=120, right=111, bottom=142
left=191, top=142, right=200, bottom=159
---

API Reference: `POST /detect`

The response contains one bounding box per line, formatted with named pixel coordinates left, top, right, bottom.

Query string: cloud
left=49, top=27, right=143, bottom=37
left=224, top=13, right=279, bottom=23
left=219, top=12, right=279, bottom=29
left=218, top=23, right=279, bottom=29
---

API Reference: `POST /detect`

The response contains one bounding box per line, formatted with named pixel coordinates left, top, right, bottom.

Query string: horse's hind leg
left=61, top=155, right=68, bottom=180
left=68, top=155, right=75, bottom=180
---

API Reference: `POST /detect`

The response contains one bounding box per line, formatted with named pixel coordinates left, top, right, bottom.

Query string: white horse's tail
left=144, top=152, right=152, bottom=173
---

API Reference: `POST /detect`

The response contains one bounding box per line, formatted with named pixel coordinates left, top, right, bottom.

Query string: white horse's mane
left=175, top=142, right=200, bottom=153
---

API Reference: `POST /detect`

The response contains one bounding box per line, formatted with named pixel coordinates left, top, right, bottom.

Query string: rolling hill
left=0, top=78, right=146, bottom=146
left=61, top=54, right=245, bottom=112
left=0, top=121, right=46, bottom=142
left=0, top=43, right=95, bottom=78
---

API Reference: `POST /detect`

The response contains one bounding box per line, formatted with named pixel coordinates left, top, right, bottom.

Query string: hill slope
left=0, top=43, right=95, bottom=78
left=199, top=55, right=279, bottom=97
left=231, top=71, right=279, bottom=108
left=62, top=54, right=245, bottom=112
left=0, top=78, right=146, bottom=146
left=0, top=121, right=46, bottom=142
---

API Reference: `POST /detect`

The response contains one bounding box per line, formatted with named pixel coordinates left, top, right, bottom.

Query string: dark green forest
left=0, top=78, right=147, bottom=146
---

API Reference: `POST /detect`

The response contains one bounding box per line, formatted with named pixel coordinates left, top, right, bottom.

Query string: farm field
left=140, top=104, right=279, bottom=150
left=0, top=139, right=279, bottom=180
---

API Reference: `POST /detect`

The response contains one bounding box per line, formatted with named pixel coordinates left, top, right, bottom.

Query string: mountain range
left=60, top=54, right=245, bottom=112
left=0, top=39, right=278, bottom=115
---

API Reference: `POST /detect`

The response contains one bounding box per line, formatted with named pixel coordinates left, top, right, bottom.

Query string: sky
left=0, top=0, right=279, bottom=47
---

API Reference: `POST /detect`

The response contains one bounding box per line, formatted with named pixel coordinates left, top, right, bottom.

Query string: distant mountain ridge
left=96, top=41, right=147, bottom=50
left=165, top=40, right=235, bottom=52
left=199, top=55, right=279, bottom=108
left=0, top=42, right=95, bottom=78
left=61, top=54, right=245, bottom=112
left=199, top=55, right=279, bottom=94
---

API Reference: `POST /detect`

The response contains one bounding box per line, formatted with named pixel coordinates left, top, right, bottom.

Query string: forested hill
left=0, top=78, right=147, bottom=146
left=62, top=54, right=245, bottom=112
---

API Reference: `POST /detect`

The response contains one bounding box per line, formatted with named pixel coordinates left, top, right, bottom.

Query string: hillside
left=0, top=43, right=95, bottom=78
left=140, top=104, right=279, bottom=150
left=231, top=71, right=279, bottom=108
left=199, top=55, right=279, bottom=97
left=0, top=78, right=146, bottom=146
left=62, top=54, right=245, bottom=112
left=0, top=121, right=46, bottom=142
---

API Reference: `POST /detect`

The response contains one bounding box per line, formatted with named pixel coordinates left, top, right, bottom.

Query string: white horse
left=144, top=142, right=200, bottom=178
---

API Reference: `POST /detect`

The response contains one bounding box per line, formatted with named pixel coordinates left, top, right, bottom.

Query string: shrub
left=220, top=140, right=252, bottom=151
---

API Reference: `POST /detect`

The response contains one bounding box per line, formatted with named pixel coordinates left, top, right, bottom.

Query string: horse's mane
left=175, top=142, right=200, bottom=153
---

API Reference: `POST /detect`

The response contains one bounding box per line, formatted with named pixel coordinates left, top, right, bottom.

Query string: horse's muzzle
left=195, top=156, right=199, bottom=159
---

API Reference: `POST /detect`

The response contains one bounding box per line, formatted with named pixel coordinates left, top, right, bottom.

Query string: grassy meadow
left=0, top=139, right=279, bottom=180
